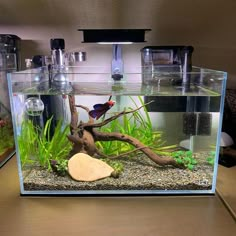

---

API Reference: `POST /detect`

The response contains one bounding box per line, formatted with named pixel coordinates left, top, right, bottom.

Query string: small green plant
left=206, top=151, right=215, bottom=166
left=171, top=150, right=197, bottom=170
left=50, top=159, right=68, bottom=176
left=101, top=158, right=124, bottom=178
left=18, top=119, right=39, bottom=166
left=37, top=117, right=72, bottom=169
left=0, top=119, right=14, bottom=155
left=18, top=117, right=72, bottom=170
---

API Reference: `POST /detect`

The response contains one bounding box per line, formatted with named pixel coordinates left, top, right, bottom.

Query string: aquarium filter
left=50, top=38, right=66, bottom=73
left=183, top=95, right=212, bottom=136
left=183, top=113, right=197, bottom=135
left=49, top=38, right=71, bottom=92
left=0, top=34, right=21, bottom=71
left=145, top=95, right=212, bottom=136
left=141, top=46, right=193, bottom=87
left=67, top=51, right=86, bottom=66
left=197, top=112, right=212, bottom=135
left=183, top=112, right=212, bottom=136
left=49, top=39, right=87, bottom=84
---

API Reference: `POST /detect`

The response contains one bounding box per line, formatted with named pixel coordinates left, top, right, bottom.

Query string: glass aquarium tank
left=7, top=66, right=227, bottom=195
left=0, top=99, right=15, bottom=167
left=0, top=35, right=19, bottom=167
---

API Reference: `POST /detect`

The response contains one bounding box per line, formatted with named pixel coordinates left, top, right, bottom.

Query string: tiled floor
left=0, top=156, right=235, bottom=236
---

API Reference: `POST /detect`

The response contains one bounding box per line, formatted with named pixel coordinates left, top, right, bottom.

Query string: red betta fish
left=89, top=100, right=115, bottom=120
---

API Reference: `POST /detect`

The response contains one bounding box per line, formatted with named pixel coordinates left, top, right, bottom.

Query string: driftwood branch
left=94, top=145, right=149, bottom=159
left=75, top=105, right=94, bottom=124
left=67, top=95, right=184, bottom=168
left=93, top=129, right=181, bottom=167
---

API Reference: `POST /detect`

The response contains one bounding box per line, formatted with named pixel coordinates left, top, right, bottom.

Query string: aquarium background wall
left=0, top=0, right=236, bottom=86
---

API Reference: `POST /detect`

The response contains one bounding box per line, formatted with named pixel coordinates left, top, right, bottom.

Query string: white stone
left=220, top=132, right=234, bottom=147
left=68, top=153, right=114, bottom=182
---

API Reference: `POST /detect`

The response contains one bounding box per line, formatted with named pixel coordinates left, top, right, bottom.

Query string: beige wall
left=0, top=0, right=236, bottom=86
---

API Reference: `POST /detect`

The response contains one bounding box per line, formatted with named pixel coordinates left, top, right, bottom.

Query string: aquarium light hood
left=78, top=29, right=150, bottom=43
left=78, top=29, right=151, bottom=81
left=97, top=42, right=133, bottom=45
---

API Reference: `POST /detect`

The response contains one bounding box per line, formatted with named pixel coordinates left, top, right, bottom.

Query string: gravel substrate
left=22, top=152, right=214, bottom=192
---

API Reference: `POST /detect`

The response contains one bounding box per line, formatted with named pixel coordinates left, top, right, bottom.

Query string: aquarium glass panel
left=0, top=50, right=15, bottom=167
left=7, top=66, right=227, bottom=195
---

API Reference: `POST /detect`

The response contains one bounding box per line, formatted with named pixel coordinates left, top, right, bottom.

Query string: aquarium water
left=7, top=67, right=227, bottom=195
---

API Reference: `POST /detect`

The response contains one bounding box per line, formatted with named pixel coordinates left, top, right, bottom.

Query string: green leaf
left=183, top=157, right=191, bottom=163
left=176, top=159, right=183, bottom=164
left=187, top=164, right=194, bottom=170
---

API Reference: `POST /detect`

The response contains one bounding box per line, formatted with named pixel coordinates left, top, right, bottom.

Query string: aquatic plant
left=50, top=159, right=68, bottom=176
left=206, top=151, right=215, bottom=166
left=18, top=117, right=72, bottom=170
left=0, top=120, right=14, bottom=155
left=18, top=120, right=39, bottom=167
left=68, top=95, right=183, bottom=169
left=130, top=96, right=168, bottom=150
left=171, top=150, right=197, bottom=170
left=96, top=96, right=175, bottom=157
left=37, top=117, right=72, bottom=169
left=101, top=158, right=124, bottom=178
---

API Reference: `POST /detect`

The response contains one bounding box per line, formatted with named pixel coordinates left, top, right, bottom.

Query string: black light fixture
left=78, top=29, right=151, bottom=80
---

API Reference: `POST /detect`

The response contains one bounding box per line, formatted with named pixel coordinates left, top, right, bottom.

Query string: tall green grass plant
left=18, top=117, right=72, bottom=170
left=96, top=96, right=176, bottom=157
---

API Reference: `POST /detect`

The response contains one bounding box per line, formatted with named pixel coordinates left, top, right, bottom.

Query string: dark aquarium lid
left=78, top=29, right=151, bottom=43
